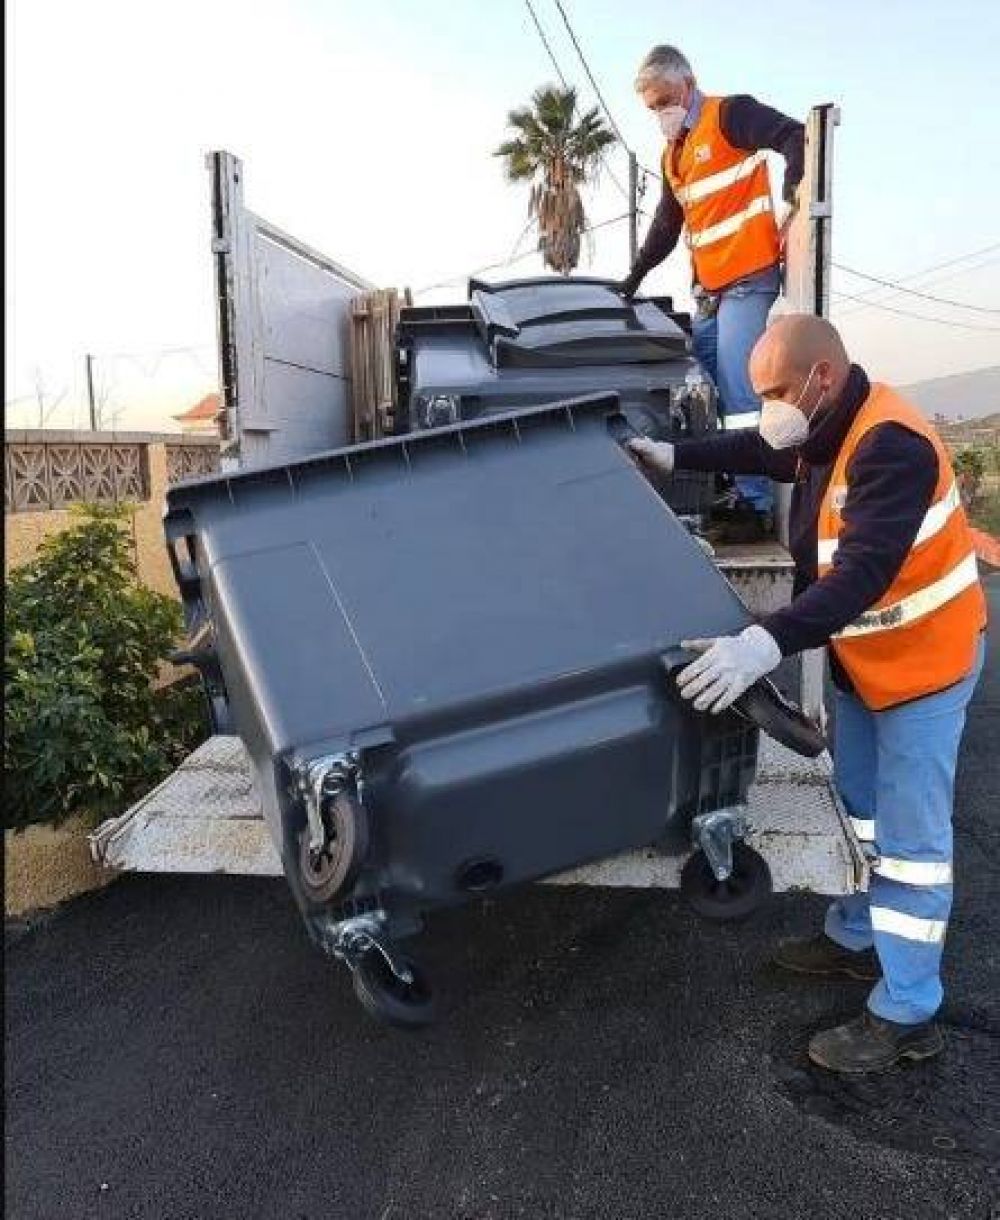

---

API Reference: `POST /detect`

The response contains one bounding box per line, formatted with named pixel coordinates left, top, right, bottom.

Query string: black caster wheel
left=681, top=841, right=772, bottom=921
left=352, top=949, right=437, bottom=1029
left=297, top=791, right=368, bottom=907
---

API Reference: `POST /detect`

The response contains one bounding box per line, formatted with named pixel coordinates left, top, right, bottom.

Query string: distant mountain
left=901, top=366, right=1000, bottom=421
left=937, top=413, right=1000, bottom=445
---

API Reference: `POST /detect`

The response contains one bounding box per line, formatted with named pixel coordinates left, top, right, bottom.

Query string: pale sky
left=7, top=0, right=1000, bottom=431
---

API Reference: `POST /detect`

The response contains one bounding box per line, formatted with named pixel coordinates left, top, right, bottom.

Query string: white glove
left=627, top=436, right=674, bottom=474
left=676, top=625, right=782, bottom=714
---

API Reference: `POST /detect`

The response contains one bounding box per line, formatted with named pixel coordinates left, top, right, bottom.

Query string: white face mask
left=656, top=104, right=687, bottom=142
left=759, top=365, right=825, bottom=450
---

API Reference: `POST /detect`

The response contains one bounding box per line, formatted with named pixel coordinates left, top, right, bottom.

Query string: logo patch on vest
left=694, top=143, right=712, bottom=164
left=831, top=486, right=848, bottom=512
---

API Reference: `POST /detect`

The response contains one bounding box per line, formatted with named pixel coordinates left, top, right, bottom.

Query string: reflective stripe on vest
left=834, top=552, right=979, bottom=639
left=818, top=479, right=963, bottom=567
left=688, top=195, right=773, bottom=249
left=674, top=151, right=768, bottom=205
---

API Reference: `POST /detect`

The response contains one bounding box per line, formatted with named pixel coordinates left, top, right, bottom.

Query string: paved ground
left=7, top=578, right=999, bottom=1220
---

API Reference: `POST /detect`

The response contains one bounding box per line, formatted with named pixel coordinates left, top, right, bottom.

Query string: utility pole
left=627, top=151, right=639, bottom=267
left=85, top=353, right=97, bottom=430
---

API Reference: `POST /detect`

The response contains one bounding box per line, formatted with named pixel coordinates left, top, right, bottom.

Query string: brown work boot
left=808, top=1009, right=944, bottom=1074
left=772, top=933, right=880, bottom=982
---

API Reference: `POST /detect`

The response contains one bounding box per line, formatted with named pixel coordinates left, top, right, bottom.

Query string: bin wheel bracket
left=346, top=933, right=413, bottom=988
left=681, top=809, right=772, bottom=922
left=691, top=808, right=748, bottom=882
left=313, top=912, right=436, bottom=1028
left=291, top=752, right=368, bottom=905
left=295, top=752, right=361, bottom=852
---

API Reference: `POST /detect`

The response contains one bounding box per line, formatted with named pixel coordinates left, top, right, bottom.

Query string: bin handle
left=167, top=534, right=199, bottom=588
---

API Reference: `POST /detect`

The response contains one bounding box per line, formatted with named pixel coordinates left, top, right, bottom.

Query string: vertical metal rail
left=628, top=151, right=638, bottom=267
left=775, top=105, right=841, bottom=724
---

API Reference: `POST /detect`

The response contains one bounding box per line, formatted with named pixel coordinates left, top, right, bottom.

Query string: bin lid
left=468, top=277, right=688, bottom=368
left=166, top=394, right=750, bottom=753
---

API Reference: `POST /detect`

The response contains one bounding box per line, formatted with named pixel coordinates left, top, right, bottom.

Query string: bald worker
left=631, top=315, right=987, bottom=1074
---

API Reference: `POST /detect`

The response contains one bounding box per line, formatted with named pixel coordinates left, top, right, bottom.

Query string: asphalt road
left=7, top=578, right=999, bottom=1220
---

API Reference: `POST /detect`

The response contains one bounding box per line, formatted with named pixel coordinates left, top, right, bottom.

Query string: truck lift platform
left=90, top=544, right=866, bottom=899
left=89, top=734, right=864, bottom=896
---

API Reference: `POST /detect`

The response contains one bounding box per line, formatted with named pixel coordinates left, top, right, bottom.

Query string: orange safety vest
left=817, top=384, right=987, bottom=710
left=663, top=95, right=782, bottom=292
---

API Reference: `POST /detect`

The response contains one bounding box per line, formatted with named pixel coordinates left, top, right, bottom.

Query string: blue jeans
left=691, top=265, right=780, bottom=514
left=825, top=637, right=986, bottom=1024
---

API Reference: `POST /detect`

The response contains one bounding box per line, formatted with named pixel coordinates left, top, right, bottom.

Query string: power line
left=909, top=254, right=1000, bottom=298
left=899, top=242, right=1000, bottom=281
left=92, top=344, right=216, bottom=382
left=524, top=0, right=568, bottom=89
left=551, top=0, right=626, bottom=145
left=413, top=212, right=631, bottom=295
left=92, top=341, right=212, bottom=361
left=833, top=243, right=1000, bottom=317
left=549, top=0, right=660, bottom=183
left=834, top=261, right=1000, bottom=315
left=508, top=217, right=538, bottom=261
left=831, top=287, right=1000, bottom=333
left=521, top=0, right=629, bottom=202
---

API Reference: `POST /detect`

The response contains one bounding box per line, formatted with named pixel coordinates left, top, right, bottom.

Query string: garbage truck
left=91, top=104, right=866, bottom=1026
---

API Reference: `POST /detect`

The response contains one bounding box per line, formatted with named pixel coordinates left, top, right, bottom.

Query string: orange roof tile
left=174, top=392, right=220, bottom=423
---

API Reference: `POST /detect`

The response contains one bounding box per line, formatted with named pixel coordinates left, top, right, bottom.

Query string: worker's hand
left=676, top=625, right=782, bottom=714
left=627, top=436, right=674, bottom=473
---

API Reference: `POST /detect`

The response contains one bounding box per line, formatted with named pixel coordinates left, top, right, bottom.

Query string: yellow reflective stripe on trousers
left=870, top=906, right=947, bottom=944
left=688, top=195, right=773, bottom=249
left=873, top=858, right=953, bottom=885
left=833, top=552, right=979, bottom=639
left=675, top=152, right=768, bottom=205
left=818, top=481, right=962, bottom=566
left=850, top=817, right=876, bottom=842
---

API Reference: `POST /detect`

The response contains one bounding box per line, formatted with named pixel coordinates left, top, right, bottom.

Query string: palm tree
left=495, top=85, right=617, bottom=275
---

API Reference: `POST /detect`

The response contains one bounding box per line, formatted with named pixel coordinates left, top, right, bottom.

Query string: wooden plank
left=348, top=288, right=402, bottom=442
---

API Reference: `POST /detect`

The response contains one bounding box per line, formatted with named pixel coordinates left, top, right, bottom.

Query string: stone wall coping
left=4, top=430, right=219, bottom=446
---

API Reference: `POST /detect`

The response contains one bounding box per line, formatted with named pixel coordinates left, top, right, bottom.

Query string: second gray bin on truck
left=395, top=276, right=718, bottom=518
left=166, top=393, right=810, bottom=1026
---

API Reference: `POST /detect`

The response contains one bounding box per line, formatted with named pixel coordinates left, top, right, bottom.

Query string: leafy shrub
left=954, top=447, right=986, bottom=508
left=4, top=504, right=209, bottom=829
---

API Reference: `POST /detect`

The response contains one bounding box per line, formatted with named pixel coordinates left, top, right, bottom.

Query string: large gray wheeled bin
left=165, top=393, right=809, bottom=1026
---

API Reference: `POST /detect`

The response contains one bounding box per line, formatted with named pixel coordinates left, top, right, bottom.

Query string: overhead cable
left=834, top=261, right=1000, bottom=315
left=831, top=287, right=1000, bottom=333
left=549, top=0, right=660, bottom=181
left=414, top=213, right=631, bottom=295
left=521, top=0, right=630, bottom=201
left=834, top=243, right=1000, bottom=317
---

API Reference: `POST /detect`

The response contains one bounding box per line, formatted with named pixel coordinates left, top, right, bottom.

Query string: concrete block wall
left=4, top=430, right=220, bottom=599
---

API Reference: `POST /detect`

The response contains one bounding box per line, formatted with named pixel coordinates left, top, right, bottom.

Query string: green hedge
left=4, top=504, right=209, bottom=829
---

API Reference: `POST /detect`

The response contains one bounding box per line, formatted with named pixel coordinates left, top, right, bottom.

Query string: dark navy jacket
left=675, top=365, right=939, bottom=691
